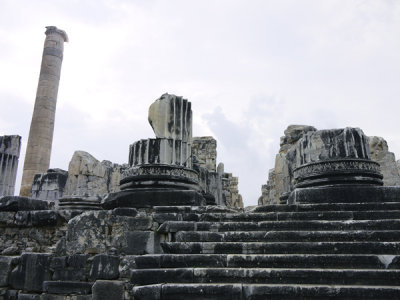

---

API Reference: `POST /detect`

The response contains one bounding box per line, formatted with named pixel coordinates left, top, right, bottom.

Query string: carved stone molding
left=294, top=158, right=383, bottom=188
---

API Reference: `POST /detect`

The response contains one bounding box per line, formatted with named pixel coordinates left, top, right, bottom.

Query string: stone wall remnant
left=0, top=135, right=21, bottom=196
left=192, top=137, right=243, bottom=208
left=31, top=168, right=68, bottom=202
left=20, top=26, right=68, bottom=196
left=192, top=136, right=217, bottom=172
left=369, top=136, right=400, bottom=186
left=222, top=172, right=243, bottom=208
left=64, top=151, right=127, bottom=198
left=258, top=125, right=316, bottom=205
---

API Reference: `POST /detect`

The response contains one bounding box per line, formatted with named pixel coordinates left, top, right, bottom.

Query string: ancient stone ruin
left=259, top=125, right=400, bottom=205
left=2, top=27, right=400, bottom=299
left=0, top=135, right=21, bottom=197
left=20, top=26, right=68, bottom=197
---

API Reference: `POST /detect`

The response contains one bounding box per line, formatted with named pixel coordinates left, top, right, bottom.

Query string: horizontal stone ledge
left=0, top=210, right=63, bottom=227
left=0, top=196, right=50, bottom=211
left=132, top=283, right=400, bottom=300
left=102, top=189, right=206, bottom=209
left=130, top=267, right=400, bottom=285
left=174, top=230, right=400, bottom=243
left=253, top=202, right=400, bottom=212
left=131, top=253, right=400, bottom=270
left=157, top=219, right=400, bottom=233
left=288, top=185, right=400, bottom=204
left=161, top=241, right=400, bottom=255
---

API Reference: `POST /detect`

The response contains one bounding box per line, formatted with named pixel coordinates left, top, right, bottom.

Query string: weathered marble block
left=31, top=168, right=68, bottom=202
left=129, top=138, right=191, bottom=167
left=148, top=93, right=192, bottom=142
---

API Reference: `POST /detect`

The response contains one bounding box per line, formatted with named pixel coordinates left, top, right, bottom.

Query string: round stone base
left=120, top=164, right=200, bottom=191
left=294, top=159, right=383, bottom=188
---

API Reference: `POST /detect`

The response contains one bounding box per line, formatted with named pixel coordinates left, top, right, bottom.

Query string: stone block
left=131, top=284, right=161, bottom=300
left=0, top=197, right=49, bottom=212
left=369, top=136, right=400, bottom=186
left=0, top=256, right=18, bottom=286
left=17, top=294, right=40, bottom=300
left=64, top=151, right=126, bottom=198
left=31, top=169, right=68, bottom=202
left=288, top=185, right=400, bottom=204
left=40, top=295, right=68, bottom=300
left=125, top=231, right=163, bottom=255
left=148, top=93, right=192, bottom=142
left=119, top=256, right=136, bottom=278
left=92, top=280, right=124, bottom=300
left=103, top=189, right=206, bottom=209
left=111, top=207, right=138, bottom=217
left=0, top=212, right=14, bottom=227
left=66, top=210, right=154, bottom=255
left=14, top=211, right=58, bottom=227
left=161, top=283, right=243, bottom=300
left=5, top=289, right=18, bottom=300
left=89, top=254, right=119, bottom=280
left=43, top=281, right=93, bottom=295
left=9, top=253, right=52, bottom=292
left=51, top=255, right=88, bottom=281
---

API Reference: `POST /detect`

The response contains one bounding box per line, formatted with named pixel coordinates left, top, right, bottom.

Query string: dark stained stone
left=43, top=281, right=93, bottom=295
left=9, top=253, right=52, bottom=292
left=0, top=256, right=18, bottom=286
left=0, top=196, right=49, bottom=211
left=89, top=254, right=119, bottom=280
left=92, top=280, right=124, bottom=300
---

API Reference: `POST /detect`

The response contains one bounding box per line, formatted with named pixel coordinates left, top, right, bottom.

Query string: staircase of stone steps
left=131, top=202, right=400, bottom=299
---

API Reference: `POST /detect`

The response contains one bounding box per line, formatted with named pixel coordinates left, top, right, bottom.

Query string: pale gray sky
left=1, top=0, right=400, bottom=206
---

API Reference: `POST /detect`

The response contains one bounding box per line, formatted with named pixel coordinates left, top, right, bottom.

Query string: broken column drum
left=104, top=94, right=205, bottom=208
left=0, top=135, right=21, bottom=196
left=288, top=128, right=394, bottom=204
left=293, top=128, right=383, bottom=188
left=20, top=26, right=68, bottom=196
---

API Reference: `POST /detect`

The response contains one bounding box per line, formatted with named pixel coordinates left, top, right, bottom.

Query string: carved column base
left=102, top=164, right=205, bottom=208
left=294, top=159, right=383, bottom=188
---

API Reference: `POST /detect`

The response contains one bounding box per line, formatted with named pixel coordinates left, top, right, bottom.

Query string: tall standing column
left=20, top=26, right=68, bottom=196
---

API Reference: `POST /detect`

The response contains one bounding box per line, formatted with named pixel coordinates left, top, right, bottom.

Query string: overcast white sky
left=1, top=0, right=400, bottom=206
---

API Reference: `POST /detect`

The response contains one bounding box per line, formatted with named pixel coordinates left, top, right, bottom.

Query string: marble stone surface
left=0, top=135, right=21, bottom=196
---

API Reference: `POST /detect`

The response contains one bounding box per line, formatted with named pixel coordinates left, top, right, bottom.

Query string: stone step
left=254, top=202, right=400, bottom=212
left=161, top=241, right=400, bottom=254
left=154, top=210, right=400, bottom=223
left=133, top=254, right=400, bottom=269
left=200, top=211, right=400, bottom=222
left=154, top=206, right=240, bottom=214
left=132, top=283, right=400, bottom=300
left=130, top=268, right=400, bottom=286
left=158, top=219, right=400, bottom=233
left=174, top=230, right=400, bottom=242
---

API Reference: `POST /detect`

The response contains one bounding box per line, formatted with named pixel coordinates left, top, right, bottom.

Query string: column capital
left=45, top=26, right=68, bottom=42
